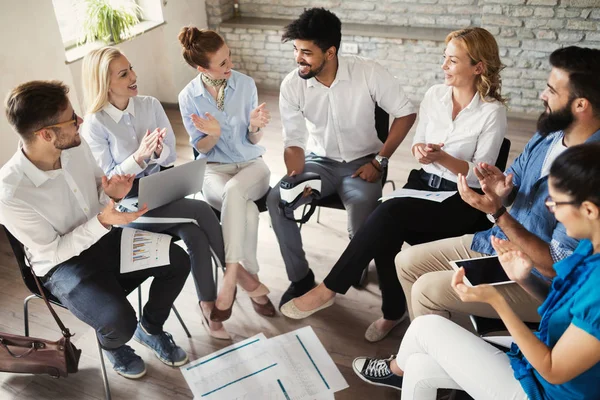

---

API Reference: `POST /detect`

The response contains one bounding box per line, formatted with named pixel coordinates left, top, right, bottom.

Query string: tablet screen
left=454, top=256, right=513, bottom=286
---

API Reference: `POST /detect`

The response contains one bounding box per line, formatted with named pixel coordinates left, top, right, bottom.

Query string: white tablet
left=449, top=255, right=514, bottom=286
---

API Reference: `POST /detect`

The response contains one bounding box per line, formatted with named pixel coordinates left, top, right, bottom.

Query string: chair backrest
left=495, top=138, right=511, bottom=172
left=192, top=147, right=200, bottom=160
left=2, top=227, right=59, bottom=303
left=375, top=104, right=390, bottom=144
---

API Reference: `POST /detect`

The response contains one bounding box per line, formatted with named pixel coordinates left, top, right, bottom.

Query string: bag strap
left=25, top=253, right=73, bottom=338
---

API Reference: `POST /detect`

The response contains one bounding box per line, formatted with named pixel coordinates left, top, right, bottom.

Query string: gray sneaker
left=133, top=323, right=188, bottom=367
left=104, top=344, right=147, bottom=379
left=352, top=355, right=403, bottom=390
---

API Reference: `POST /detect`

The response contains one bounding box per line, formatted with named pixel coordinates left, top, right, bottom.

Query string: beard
left=536, top=98, right=575, bottom=137
left=54, top=131, right=81, bottom=150
left=297, top=59, right=326, bottom=80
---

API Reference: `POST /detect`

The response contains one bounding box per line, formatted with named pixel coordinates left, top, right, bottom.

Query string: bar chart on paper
left=120, top=228, right=172, bottom=273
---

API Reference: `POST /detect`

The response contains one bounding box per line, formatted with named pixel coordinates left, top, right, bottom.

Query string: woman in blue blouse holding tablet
left=178, top=26, right=275, bottom=320
left=352, top=143, right=600, bottom=399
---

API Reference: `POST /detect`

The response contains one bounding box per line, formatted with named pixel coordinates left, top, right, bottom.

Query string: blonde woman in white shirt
left=81, top=47, right=232, bottom=340
left=281, top=27, right=508, bottom=341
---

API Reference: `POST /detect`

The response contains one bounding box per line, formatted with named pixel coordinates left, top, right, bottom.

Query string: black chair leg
left=138, top=287, right=142, bottom=316
left=171, top=305, right=191, bottom=338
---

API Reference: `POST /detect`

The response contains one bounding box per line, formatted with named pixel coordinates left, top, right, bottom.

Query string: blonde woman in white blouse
left=281, top=28, right=508, bottom=342
left=80, top=47, right=232, bottom=340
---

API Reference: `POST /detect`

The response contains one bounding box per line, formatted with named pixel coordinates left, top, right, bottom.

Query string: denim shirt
left=178, top=70, right=265, bottom=164
left=472, top=129, right=600, bottom=257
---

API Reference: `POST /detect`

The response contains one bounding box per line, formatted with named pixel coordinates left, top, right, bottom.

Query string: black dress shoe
left=279, top=269, right=316, bottom=309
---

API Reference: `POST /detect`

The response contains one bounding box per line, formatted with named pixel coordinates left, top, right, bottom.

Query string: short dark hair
left=281, top=8, right=342, bottom=54
left=550, top=142, right=600, bottom=207
left=549, top=46, right=600, bottom=118
left=5, top=80, right=70, bottom=143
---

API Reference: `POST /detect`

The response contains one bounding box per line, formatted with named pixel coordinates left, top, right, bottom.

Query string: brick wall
left=211, top=0, right=600, bottom=114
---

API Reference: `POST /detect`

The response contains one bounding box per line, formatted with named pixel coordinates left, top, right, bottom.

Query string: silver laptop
left=120, top=158, right=207, bottom=211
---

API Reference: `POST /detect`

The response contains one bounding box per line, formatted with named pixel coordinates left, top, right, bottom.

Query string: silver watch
left=375, top=155, right=389, bottom=169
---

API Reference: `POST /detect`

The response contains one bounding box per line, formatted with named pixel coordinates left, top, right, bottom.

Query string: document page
left=380, top=188, right=456, bottom=203
left=182, top=327, right=348, bottom=399
left=119, top=228, right=171, bottom=273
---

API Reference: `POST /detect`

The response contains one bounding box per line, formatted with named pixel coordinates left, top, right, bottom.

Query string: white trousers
left=396, top=315, right=528, bottom=400
left=202, top=158, right=270, bottom=274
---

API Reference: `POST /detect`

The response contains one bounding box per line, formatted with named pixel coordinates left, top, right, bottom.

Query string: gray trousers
left=267, top=154, right=382, bottom=282
left=127, top=198, right=225, bottom=302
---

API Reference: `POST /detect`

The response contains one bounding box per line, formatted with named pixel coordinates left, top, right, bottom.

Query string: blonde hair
left=82, top=46, right=124, bottom=114
left=446, top=27, right=506, bottom=105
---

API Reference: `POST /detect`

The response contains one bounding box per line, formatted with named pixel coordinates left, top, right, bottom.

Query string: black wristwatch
left=487, top=206, right=507, bottom=224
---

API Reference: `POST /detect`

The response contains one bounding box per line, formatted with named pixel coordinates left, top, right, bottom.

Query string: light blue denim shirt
left=178, top=70, right=265, bottom=163
left=472, top=129, right=600, bottom=258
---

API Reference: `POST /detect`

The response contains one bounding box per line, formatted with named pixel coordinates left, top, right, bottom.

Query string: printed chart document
left=119, top=228, right=171, bottom=274
left=182, top=327, right=348, bottom=399
left=380, top=188, right=456, bottom=203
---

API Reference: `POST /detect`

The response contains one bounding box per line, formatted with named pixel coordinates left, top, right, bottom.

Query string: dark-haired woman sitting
left=353, top=142, right=600, bottom=399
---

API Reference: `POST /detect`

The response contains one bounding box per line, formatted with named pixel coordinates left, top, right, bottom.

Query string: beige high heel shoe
left=200, top=303, right=231, bottom=340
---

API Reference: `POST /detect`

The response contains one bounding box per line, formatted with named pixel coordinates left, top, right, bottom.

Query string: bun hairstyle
left=178, top=26, right=225, bottom=69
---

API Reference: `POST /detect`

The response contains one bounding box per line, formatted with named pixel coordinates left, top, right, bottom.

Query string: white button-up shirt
left=0, top=141, right=111, bottom=276
left=412, top=84, right=507, bottom=188
left=81, top=96, right=177, bottom=178
left=279, top=56, right=416, bottom=162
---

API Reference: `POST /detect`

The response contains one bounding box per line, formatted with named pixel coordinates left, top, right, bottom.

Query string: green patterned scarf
left=201, top=73, right=227, bottom=111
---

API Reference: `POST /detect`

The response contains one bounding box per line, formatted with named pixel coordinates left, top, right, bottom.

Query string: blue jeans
left=43, top=229, right=190, bottom=349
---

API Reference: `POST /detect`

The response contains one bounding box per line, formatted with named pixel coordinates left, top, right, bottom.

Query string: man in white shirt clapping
left=267, top=8, right=417, bottom=309
left=0, top=81, right=190, bottom=379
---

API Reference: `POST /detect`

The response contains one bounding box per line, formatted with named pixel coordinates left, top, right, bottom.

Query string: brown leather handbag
left=0, top=270, right=81, bottom=378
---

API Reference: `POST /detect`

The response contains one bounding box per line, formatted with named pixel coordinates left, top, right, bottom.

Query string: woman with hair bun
left=281, top=27, right=508, bottom=342
left=178, top=26, right=275, bottom=321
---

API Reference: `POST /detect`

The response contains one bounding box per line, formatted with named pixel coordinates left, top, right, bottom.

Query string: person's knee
left=223, top=179, right=247, bottom=200
left=266, top=184, right=281, bottom=213
left=411, top=273, right=451, bottom=316
left=411, top=314, right=449, bottom=333
left=99, top=307, right=138, bottom=348
left=396, top=247, right=422, bottom=284
left=170, top=245, right=191, bottom=277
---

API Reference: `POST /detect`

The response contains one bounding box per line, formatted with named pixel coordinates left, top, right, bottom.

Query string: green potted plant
left=80, top=0, right=142, bottom=44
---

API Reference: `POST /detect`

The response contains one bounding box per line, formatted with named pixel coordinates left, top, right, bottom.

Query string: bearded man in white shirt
left=267, top=8, right=417, bottom=309
left=0, top=81, right=190, bottom=379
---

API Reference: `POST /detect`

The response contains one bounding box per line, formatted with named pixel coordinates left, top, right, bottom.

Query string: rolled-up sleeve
left=465, top=105, right=507, bottom=186
left=369, top=61, right=416, bottom=119
left=0, top=198, right=109, bottom=275
left=279, top=80, right=309, bottom=150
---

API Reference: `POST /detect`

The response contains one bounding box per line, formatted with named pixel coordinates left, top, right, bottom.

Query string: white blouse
left=412, top=84, right=507, bottom=188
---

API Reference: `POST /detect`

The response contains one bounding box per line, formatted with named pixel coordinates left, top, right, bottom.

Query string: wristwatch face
left=486, top=213, right=496, bottom=223
left=376, top=155, right=388, bottom=168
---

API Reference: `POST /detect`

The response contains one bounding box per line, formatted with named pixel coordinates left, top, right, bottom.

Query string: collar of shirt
left=440, top=86, right=481, bottom=112
left=194, top=72, right=237, bottom=99
left=103, top=99, right=136, bottom=123
left=306, top=57, right=350, bottom=89
left=19, top=148, right=71, bottom=187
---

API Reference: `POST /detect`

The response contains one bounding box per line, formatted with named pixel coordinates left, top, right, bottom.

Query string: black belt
left=419, top=170, right=458, bottom=191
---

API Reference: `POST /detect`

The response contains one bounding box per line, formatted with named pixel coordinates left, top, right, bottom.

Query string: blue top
left=178, top=70, right=265, bottom=163
left=472, top=129, right=600, bottom=258
left=508, top=240, right=600, bottom=400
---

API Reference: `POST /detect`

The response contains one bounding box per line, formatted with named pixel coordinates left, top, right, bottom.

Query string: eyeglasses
left=545, top=196, right=579, bottom=213
left=35, top=111, right=79, bottom=134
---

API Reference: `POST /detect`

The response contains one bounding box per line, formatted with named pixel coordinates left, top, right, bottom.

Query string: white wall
left=0, top=0, right=208, bottom=166
left=0, top=0, right=81, bottom=165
